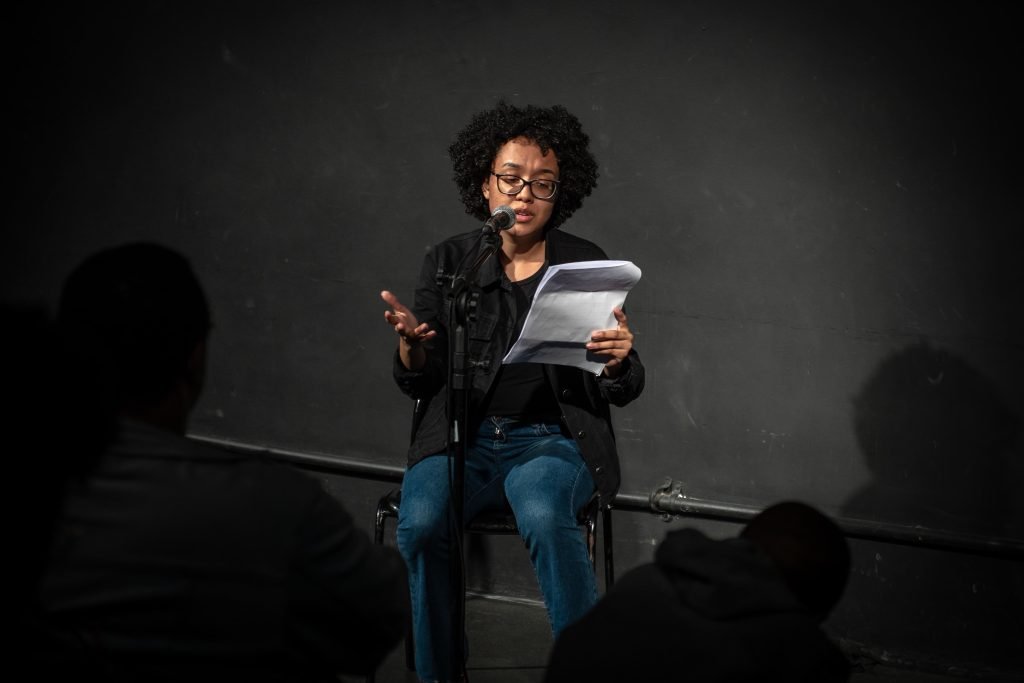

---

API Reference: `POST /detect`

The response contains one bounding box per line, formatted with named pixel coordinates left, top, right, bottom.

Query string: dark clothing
left=37, top=420, right=409, bottom=682
left=483, top=267, right=560, bottom=419
left=482, top=361, right=561, bottom=419
left=393, top=228, right=645, bottom=501
left=544, top=528, right=851, bottom=683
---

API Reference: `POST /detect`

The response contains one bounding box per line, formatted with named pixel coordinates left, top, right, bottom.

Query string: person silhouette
left=544, top=501, right=852, bottom=683
left=7, top=303, right=117, bottom=662
left=36, top=242, right=409, bottom=681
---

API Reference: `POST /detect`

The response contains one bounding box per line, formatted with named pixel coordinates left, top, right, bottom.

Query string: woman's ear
left=481, top=177, right=490, bottom=200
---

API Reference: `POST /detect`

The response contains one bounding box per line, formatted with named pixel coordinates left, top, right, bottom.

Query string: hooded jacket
left=545, top=528, right=850, bottom=682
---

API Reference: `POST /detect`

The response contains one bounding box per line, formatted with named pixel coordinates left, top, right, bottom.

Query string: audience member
left=7, top=304, right=116, bottom=651
left=35, top=242, right=409, bottom=681
left=544, top=501, right=852, bottom=682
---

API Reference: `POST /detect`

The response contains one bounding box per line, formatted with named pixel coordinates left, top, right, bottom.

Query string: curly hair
left=448, top=101, right=599, bottom=231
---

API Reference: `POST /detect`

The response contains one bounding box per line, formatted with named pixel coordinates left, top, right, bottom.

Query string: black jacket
left=393, top=228, right=645, bottom=501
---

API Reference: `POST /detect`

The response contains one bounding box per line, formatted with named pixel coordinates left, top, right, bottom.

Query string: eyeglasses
left=491, top=172, right=560, bottom=200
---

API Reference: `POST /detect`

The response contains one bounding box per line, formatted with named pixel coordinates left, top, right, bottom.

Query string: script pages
left=502, top=260, right=642, bottom=375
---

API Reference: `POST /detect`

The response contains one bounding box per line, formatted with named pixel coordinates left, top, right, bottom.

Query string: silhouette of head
left=57, top=243, right=211, bottom=424
left=740, top=501, right=850, bottom=620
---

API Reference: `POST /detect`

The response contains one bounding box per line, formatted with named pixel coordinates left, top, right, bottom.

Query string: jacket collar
left=477, top=228, right=565, bottom=289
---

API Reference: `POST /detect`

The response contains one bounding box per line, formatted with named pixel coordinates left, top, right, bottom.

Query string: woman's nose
left=515, top=183, right=534, bottom=201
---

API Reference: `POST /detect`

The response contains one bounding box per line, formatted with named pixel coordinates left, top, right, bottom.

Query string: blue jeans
left=396, top=417, right=598, bottom=682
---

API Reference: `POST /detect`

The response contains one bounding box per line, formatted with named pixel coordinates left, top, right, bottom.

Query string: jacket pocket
left=467, top=311, right=500, bottom=367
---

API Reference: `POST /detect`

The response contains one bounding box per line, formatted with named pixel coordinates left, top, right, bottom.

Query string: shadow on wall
left=844, top=341, right=1020, bottom=540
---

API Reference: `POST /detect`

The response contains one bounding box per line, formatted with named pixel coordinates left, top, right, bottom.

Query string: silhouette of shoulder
left=42, top=419, right=408, bottom=679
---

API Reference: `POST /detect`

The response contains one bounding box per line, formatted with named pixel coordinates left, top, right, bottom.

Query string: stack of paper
left=502, top=260, right=642, bottom=375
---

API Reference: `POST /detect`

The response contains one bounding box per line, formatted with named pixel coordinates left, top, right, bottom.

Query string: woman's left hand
left=587, top=307, right=633, bottom=378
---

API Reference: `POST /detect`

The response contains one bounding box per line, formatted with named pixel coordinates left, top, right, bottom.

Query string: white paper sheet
left=502, top=260, right=642, bottom=375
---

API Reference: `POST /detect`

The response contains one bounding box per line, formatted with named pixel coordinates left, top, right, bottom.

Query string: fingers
left=381, top=290, right=436, bottom=346
left=586, top=335, right=632, bottom=357
left=382, top=310, right=407, bottom=333
left=382, top=291, right=410, bottom=331
left=385, top=313, right=431, bottom=340
left=381, top=290, right=409, bottom=314
left=411, top=323, right=436, bottom=341
left=590, top=308, right=631, bottom=338
left=382, top=290, right=414, bottom=329
left=591, top=307, right=630, bottom=335
left=587, top=307, right=633, bottom=361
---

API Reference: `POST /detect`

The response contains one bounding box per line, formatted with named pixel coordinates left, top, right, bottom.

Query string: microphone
left=482, top=205, right=516, bottom=234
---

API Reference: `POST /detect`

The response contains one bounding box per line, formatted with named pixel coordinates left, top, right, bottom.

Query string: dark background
left=8, top=0, right=1022, bottom=674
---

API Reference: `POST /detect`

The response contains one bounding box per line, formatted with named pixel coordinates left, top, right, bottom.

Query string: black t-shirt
left=482, top=265, right=560, bottom=420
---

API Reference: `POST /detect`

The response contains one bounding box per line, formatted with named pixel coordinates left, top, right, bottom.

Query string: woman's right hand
left=381, top=290, right=435, bottom=369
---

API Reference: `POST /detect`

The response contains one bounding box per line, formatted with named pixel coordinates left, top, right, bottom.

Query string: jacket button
left=595, top=466, right=604, bottom=474
left=576, top=430, right=586, bottom=439
left=561, top=389, right=573, bottom=400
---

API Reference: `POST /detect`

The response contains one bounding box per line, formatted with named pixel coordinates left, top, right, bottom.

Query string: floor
left=352, top=595, right=999, bottom=683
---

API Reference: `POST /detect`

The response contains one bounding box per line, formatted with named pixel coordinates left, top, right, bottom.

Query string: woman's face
left=482, top=137, right=559, bottom=240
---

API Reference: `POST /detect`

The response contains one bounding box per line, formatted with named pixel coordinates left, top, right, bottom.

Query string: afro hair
left=448, top=101, right=599, bottom=231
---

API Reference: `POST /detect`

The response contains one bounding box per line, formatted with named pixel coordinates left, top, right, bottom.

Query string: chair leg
left=584, top=515, right=597, bottom=570
left=370, top=490, right=415, bottom=680
left=602, top=507, right=614, bottom=590
left=374, top=502, right=387, bottom=546
left=404, top=611, right=416, bottom=672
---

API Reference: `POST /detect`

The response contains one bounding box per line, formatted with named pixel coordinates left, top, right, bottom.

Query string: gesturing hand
left=381, top=290, right=436, bottom=347
left=586, top=307, right=633, bottom=378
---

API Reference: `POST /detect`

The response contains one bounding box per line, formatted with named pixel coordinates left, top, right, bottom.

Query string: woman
left=381, top=101, right=644, bottom=683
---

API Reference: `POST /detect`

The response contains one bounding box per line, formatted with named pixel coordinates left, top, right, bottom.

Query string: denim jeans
left=396, top=417, right=598, bottom=682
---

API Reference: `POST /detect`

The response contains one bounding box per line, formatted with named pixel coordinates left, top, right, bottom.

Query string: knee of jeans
left=513, top=498, right=566, bottom=541
left=396, top=496, right=449, bottom=555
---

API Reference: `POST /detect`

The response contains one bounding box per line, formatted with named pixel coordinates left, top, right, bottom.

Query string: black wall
left=8, top=1, right=1022, bottom=674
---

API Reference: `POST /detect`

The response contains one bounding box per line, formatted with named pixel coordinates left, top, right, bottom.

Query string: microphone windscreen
left=492, top=205, right=516, bottom=230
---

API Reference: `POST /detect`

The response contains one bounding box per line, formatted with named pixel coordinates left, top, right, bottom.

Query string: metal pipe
left=645, top=478, right=1024, bottom=560
left=190, top=434, right=405, bottom=482
left=189, top=434, right=1024, bottom=560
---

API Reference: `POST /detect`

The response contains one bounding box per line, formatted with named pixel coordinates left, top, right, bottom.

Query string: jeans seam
left=464, top=470, right=506, bottom=513
left=568, top=453, right=591, bottom=519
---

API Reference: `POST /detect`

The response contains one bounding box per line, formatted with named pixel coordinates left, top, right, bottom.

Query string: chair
left=368, top=400, right=615, bottom=680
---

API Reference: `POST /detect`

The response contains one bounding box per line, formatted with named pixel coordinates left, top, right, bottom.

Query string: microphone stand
left=445, top=225, right=503, bottom=679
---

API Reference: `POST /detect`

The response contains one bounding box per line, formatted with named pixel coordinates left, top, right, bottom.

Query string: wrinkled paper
left=503, top=260, right=641, bottom=375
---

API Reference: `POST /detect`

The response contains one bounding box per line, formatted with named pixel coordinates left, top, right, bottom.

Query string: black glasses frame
left=490, top=172, right=560, bottom=200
